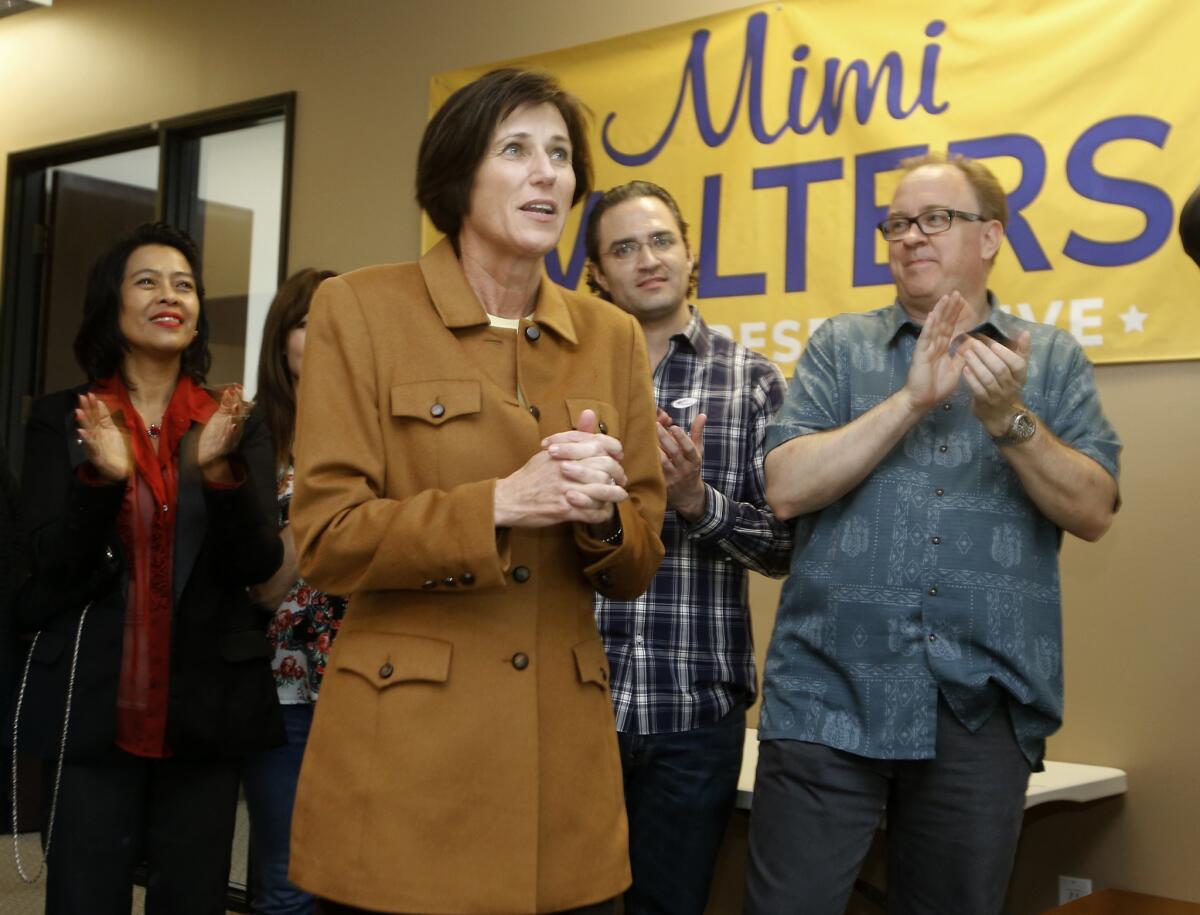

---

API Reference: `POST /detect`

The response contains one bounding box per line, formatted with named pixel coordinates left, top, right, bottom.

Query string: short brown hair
left=416, top=68, right=593, bottom=240
left=256, top=267, right=337, bottom=474
left=584, top=180, right=697, bottom=301
left=899, top=151, right=1009, bottom=227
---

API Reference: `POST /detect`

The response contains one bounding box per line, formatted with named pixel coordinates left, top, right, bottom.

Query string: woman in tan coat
left=288, top=69, right=666, bottom=914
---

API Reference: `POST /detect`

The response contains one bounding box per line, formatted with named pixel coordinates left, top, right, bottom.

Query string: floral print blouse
left=267, top=466, right=347, bottom=704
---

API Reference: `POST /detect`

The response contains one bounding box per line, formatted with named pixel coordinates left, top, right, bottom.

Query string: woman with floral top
left=245, top=268, right=345, bottom=915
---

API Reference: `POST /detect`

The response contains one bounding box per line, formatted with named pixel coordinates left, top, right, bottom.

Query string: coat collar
left=418, top=237, right=578, bottom=345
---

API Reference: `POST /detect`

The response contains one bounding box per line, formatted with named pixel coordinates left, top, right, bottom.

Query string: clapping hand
left=656, top=409, right=706, bottom=521
left=960, top=330, right=1032, bottom=436
left=904, top=291, right=968, bottom=412
left=198, top=384, right=254, bottom=478
left=76, top=393, right=131, bottom=482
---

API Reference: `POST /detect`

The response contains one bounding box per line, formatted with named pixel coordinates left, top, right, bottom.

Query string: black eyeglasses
left=877, top=208, right=985, bottom=241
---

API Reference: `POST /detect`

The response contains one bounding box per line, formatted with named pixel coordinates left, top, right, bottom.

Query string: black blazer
left=13, top=385, right=284, bottom=761
left=0, top=440, right=21, bottom=727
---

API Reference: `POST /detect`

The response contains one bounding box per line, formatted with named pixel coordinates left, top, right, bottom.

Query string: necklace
left=147, top=423, right=161, bottom=439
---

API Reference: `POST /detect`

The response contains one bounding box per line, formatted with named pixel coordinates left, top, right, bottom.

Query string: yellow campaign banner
left=427, top=0, right=1200, bottom=368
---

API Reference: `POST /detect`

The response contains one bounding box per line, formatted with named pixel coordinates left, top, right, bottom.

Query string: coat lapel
left=173, top=422, right=206, bottom=607
left=63, top=407, right=88, bottom=471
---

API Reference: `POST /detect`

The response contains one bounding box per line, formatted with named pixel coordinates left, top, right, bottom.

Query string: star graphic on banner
left=1119, top=305, right=1148, bottom=333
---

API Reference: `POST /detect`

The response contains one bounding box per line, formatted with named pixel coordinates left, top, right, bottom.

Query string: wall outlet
left=1059, top=875, right=1093, bottom=904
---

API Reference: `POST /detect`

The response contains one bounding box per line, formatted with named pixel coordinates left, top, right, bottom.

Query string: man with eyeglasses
left=745, top=153, right=1121, bottom=914
left=585, top=181, right=792, bottom=914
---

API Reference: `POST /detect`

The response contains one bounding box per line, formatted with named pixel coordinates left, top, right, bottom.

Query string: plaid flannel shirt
left=595, top=308, right=792, bottom=734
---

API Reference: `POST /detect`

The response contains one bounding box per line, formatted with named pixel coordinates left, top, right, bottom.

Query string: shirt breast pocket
left=564, top=398, right=621, bottom=440
left=390, top=379, right=481, bottom=427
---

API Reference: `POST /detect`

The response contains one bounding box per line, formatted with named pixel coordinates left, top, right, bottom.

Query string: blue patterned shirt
left=759, top=296, right=1121, bottom=767
left=596, top=308, right=792, bottom=734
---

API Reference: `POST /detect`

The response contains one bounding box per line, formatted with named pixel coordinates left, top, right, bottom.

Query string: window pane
left=43, top=146, right=159, bottom=392
left=196, top=117, right=286, bottom=392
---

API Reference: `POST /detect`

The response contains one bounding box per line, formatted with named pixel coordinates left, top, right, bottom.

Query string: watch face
left=1011, top=412, right=1036, bottom=441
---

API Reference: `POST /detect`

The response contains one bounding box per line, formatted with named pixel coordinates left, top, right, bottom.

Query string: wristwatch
left=992, top=411, right=1037, bottom=446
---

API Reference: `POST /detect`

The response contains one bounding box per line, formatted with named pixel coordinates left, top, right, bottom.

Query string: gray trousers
left=744, top=697, right=1032, bottom=915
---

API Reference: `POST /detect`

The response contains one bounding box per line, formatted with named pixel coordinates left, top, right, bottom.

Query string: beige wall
left=3, top=1, right=1197, bottom=911
left=0, top=0, right=750, bottom=274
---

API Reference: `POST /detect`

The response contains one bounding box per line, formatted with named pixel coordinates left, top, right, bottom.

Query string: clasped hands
left=493, top=409, right=628, bottom=529
left=904, top=290, right=1033, bottom=435
left=75, top=385, right=253, bottom=483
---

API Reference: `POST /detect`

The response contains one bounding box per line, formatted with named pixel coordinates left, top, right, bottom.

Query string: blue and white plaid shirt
left=595, top=308, right=792, bottom=735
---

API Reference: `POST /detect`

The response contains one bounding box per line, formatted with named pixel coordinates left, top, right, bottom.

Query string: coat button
left=442, top=577, right=456, bottom=586
left=511, top=652, right=530, bottom=670
left=379, top=662, right=394, bottom=679
left=461, top=572, right=475, bottom=585
left=422, top=579, right=437, bottom=589
left=928, top=586, right=938, bottom=596
left=598, top=421, right=608, bottom=434
left=529, top=405, right=540, bottom=419
left=512, top=565, right=531, bottom=583
left=524, top=325, right=541, bottom=341
left=938, top=444, right=948, bottom=453
left=931, top=536, right=941, bottom=545
left=430, top=403, right=445, bottom=418
left=935, top=488, right=945, bottom=497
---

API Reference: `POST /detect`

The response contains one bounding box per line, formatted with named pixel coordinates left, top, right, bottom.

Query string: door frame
left=0, top=92, right=295, bottom=477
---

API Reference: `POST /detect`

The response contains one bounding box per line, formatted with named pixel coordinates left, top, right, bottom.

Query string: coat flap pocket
left=572, top=638, right=610, bottom=688
left=335, top=631, right=452, bottom=690
left=220, top=629, right=273, bottom=663
left=391, top=380, right=481, bottom=426
left=31, top=630, right=66, bottom=665
left=564, top=399, right=621, bottom=440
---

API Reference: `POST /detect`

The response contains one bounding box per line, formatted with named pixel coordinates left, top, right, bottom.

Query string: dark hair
left=1180, top=182, right=1200, bottom=269
left=73, top=222, right=210, bottom=385
left=416, top=68, right=593, bottom=240
left=584, top=180, right=698, bottom=300
left=256, top=268, right=337, bottom=475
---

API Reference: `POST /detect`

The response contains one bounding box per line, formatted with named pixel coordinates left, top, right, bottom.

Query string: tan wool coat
left=288, top=239, right=666, bottom=914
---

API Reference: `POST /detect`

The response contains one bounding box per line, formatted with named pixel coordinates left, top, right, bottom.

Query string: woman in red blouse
left=14, top=222, right=283, bottom=915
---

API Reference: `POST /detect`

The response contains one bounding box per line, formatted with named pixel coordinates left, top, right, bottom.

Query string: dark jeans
left=744, top=697, right=1031, bottom=915
left=43, top=749, right=241, bottom=915
left=618, top=706, right=745, bottom=915
left=244, top=702, right=316, bottom=915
